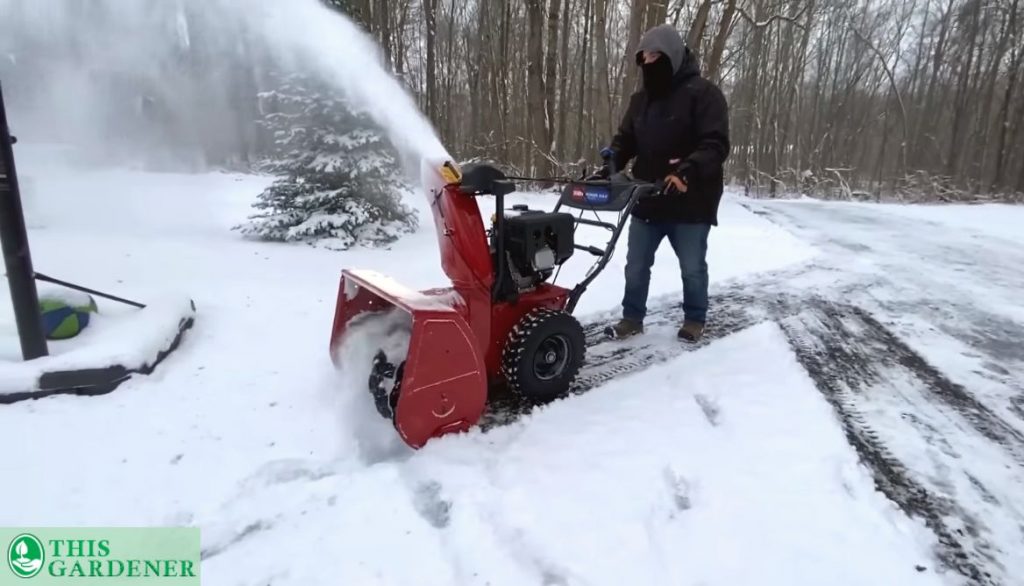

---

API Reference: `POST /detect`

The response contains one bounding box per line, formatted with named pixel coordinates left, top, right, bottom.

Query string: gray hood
left=635, top=24, right=692, bottom=75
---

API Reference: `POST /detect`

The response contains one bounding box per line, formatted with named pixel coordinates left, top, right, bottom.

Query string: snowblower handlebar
left=498, top=174, right=667, bottom=197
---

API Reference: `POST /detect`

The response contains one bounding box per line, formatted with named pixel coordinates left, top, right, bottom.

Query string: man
left=600, top=24, right=730, bottom=342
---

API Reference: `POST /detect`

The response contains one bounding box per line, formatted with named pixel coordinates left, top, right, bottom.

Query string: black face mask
left=641, top=57, right=674, bottom=98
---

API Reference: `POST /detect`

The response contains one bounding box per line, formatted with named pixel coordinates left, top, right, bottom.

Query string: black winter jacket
left=610, top=31, right=731, bottom=225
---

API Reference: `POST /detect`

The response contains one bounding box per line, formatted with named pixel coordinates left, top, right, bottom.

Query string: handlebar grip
left=600, top=147, right=617, bottom=175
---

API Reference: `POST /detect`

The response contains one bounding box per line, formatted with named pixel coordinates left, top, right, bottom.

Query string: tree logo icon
left=7, top=534, right=44, bottom=578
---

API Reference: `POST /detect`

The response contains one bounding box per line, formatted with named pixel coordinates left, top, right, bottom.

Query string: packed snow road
left=2, top=158, right=1022, bottom=586
left=734, top=199, right=1024, bottom=585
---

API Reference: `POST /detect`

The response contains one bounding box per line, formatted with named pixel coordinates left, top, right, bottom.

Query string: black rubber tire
left=501, top=308, right=586, bottom=403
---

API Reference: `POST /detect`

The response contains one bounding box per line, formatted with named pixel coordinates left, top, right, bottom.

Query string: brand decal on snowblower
left=571, top=186, right=610, bottom=205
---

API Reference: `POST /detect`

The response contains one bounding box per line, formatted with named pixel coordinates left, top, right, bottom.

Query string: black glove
left=594, top=146, right=618, bottom=179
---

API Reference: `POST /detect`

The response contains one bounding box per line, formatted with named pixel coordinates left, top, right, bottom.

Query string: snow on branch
left=236, top=72, right=418, bottom=250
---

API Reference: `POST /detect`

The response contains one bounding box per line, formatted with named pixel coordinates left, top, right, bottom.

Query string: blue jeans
left=622, top=218, right=711, bottom=324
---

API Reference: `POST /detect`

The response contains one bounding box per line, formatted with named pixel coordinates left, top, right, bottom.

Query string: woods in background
left=345, top=0, right=1024, bottom=201
left=1, top=0, right=1020, bottom=202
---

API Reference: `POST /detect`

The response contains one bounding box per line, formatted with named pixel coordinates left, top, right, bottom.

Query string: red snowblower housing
left=330, top=158, right=660, bottom=448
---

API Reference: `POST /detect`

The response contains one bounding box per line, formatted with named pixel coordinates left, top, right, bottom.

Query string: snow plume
left=328, top=308, right=414, bottom=464
left=0, top=0, right=447, bottom=173
left=239, top=0, right=451, bottom=167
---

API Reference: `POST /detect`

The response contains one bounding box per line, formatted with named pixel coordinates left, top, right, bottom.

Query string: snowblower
left=330, top=156, right=664, bottom=448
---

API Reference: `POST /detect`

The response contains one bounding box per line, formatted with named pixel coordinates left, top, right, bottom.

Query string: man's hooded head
left=634, top=24, right=697, bottom=97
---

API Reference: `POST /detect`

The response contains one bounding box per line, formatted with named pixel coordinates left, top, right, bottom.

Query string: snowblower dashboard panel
left=558, top=179, right=644, bottom=213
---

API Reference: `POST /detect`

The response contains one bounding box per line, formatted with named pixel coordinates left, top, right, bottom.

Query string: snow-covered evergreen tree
left=237, top=73, right=417, bottom=250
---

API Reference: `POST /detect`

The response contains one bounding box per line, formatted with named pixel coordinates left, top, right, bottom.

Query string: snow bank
left=0, top=295, right=194, bottom=394
left=192, top=324, right=942, bottom=586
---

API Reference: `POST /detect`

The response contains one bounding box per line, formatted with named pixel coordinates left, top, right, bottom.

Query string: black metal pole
left=0, top=81, right=48, bottom=359
left=34, top=272, right=146, bottom=309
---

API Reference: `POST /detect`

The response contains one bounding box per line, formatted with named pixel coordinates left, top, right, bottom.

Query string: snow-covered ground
left=862, top=201, right=1024, bottom=246
left=739, top=197, right=1024, bottom=586
left=4, top=148, right=1017, bottom=585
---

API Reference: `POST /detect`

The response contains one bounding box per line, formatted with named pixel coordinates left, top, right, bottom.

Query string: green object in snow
left=38, top=293, right=98, bottom=340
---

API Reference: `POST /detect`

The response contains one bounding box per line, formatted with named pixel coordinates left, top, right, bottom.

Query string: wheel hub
left=533, top=335, right=570, bottom=381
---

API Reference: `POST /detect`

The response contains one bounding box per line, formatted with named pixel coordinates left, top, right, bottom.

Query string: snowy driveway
left=734, top=199, right=1024, bottom=586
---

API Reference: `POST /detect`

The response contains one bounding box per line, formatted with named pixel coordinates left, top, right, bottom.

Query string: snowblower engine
left=494, top=208, right=575, bottom=292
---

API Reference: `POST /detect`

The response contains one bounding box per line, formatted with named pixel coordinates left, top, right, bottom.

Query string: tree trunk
left=424, top=0, right=438, bottom=124
left=945, top=0, right=981, bottom=181
left=575, top=0, right=593, bottom=159
left=378, top=0, right=392, bottom=67
left=1016, top=91, right=1024, bottom=193
left=1011, top=83, right=1024, bottom=192
left=686, top=0, right=713, bottom=57
left=442, top=0, right=457, bottom=145
left=619, top=0, right=647, bottom=115
left=526, top=0, right=549, bottom=175
left=545, top=0, right=562, bottom=157
left=498, top=0, right=511, bottom=162
left=594, top=0, right=612, bottom=139
left=645, top=0, right=668, bottom=30
left=393, top=2, right=410, bottom=77
left=706, top=0, right=737, bottom=82
left=993, top=5, right=1022, bottom=191
left=556, top=0, right=573, bottom=161
left=469, top=0, right=488, bottom=155
left=917, top=0, right=954, bottom=167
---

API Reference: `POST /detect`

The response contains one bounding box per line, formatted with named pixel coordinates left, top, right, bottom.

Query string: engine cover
left=501, top=211, right=575, bottom=288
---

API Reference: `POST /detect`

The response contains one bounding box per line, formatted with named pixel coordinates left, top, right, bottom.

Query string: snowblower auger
left=330, top=156, right=663, bottom=448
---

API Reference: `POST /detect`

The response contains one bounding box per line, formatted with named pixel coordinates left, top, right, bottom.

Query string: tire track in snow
left=848, top=307, right=1024, bottom=464
left=479, top=289, right=769, bottom=429
left=747, top=201, right=1024, bottom=438
left=777, top=301, right=1001, bottom=585
left=748, top=199, right=1024, bottom=585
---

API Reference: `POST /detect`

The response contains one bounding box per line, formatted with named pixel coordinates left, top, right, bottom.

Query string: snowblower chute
left=331, top=157, right=665, bottom=448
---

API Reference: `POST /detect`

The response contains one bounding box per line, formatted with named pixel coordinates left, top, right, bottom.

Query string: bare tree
left=347, top=0, right=1024, bottom=200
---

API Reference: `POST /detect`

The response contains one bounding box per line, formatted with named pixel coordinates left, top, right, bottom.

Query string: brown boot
left=605, top=318, right=644, bottom=340
left=678, top=320, right=705, bottom=342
